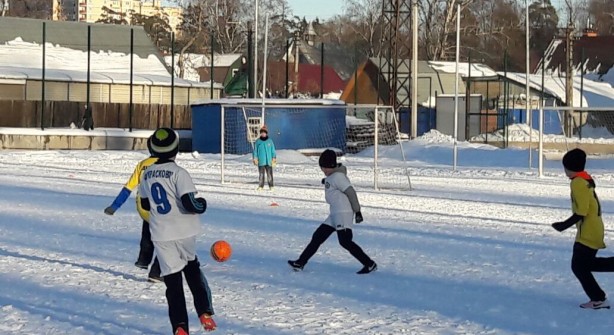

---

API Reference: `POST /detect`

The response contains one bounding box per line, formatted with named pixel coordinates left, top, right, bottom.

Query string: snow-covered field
left=1, top=140, right=614, bottom=335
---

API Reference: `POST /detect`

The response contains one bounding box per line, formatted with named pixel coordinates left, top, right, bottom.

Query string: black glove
left=321, top=178, right=326, bottom=185
left=551, top=222, right=567, bottom=232
left=196, top=197, right=207, bottom=213
left=104, top=206, right=116, bottom=215
left=355, top=211, right=363, bottom=224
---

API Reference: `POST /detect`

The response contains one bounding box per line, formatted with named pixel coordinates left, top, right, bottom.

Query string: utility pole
left=253, top=0, right=259, bottom=98
left=564, top=20, right=574, bottom=137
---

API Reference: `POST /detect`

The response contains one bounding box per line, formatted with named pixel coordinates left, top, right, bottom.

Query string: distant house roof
left=537, top=35, right=614, bottom=78
left=266, top=61, right=345, bottom=95
left=0, top=16, right=161, bottom=60
left=342, top=58, right=484, bottom=107
left=500, top=72, right=614, bottom=107
left=0, top=17, right=216, bottom=88
left=287, top=41, right=356, bottom=81
left=163, top=53, right=242, bottom=83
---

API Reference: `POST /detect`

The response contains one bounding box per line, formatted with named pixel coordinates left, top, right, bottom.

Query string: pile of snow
left=470, top=124, right=540, bottom=142
left=346, top=115, right=374, bottom=127
left=414, top=129, right=455, bottom=144
left=471, top=123, right=614, bottom=144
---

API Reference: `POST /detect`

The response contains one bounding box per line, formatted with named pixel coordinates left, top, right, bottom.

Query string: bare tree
left=343, top=0, right=383, bottom=57
left=588, top=0, right=614, bottom=35
left=1, top=0, right=9, bottom=17
left=7, top=0, right=52, bottom=19
left=419, top=0, right=473, bottom=61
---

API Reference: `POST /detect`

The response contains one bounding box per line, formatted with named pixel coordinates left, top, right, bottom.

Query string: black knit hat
left=562, top=148, right=586, bottom=172
left=151, top=127, right=179, bottom=159
left=319, top=149, right=337, bottom=168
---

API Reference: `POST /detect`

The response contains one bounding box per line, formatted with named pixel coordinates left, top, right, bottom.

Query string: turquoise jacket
left=253, top=137, right=276, bottom=166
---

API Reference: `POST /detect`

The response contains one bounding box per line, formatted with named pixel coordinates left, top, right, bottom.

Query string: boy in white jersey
left=138, top=128, right=216, bottom=334
left=288, top=149, right=377, bottom=274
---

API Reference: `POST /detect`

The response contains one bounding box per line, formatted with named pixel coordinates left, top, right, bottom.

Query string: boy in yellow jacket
left=104, top=136, right=162, bottom=282
left=552, top=148, right=614, bottom=309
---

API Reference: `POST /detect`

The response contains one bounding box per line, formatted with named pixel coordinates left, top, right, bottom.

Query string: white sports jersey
left=324, top=170, right=353, bottom=214
left=138, top=162, right=202, bottom=241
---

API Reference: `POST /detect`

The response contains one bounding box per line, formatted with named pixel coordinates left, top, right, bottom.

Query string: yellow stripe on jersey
left=571, top=177, right=605, bottom=250
left=126, top=157, right=158, bottom=222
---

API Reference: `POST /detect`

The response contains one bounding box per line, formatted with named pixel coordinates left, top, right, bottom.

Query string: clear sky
left=286, top=0, right=344, bottom=20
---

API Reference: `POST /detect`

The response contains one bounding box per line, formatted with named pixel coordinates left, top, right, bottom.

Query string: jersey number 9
left=151, top=183, right=171, bottom=214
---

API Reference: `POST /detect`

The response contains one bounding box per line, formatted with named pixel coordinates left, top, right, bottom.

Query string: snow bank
left=471, top=123, right=614, bottom=144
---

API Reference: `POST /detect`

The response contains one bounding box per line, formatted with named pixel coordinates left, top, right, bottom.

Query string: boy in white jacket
left=288, top=149, right=377, bottom=274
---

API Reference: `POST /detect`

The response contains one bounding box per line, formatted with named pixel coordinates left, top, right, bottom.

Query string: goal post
left=537, top=106, right=614, bottom=177
left=347, top=104, right=412, bottom=191
left=217, top=102, right=412, bottom=191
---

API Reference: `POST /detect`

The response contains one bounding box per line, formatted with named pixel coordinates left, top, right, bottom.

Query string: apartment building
left=53, top=0, right=182, bottom=31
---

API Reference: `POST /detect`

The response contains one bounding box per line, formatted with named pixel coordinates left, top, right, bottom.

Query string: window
left=247, top=117, right=262, bottom=143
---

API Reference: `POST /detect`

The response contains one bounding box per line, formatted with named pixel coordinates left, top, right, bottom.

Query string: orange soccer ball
left=210, top=240, right=232, bottom=262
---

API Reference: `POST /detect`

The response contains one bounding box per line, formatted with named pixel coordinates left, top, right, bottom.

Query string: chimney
left=583, top=18, right=598, bottom=37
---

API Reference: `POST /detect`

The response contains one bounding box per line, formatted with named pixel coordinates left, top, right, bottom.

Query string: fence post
left=374, top=106, right=379, bottom=190
left=320, top=42, right=324, bottom=98
left=41, top=22, right=46, bottom=130
left=87, top=25, right=91, bottom=119
left=220, top=105, right=225, bottom=184
left=171, top=31, right=175, bottom=128
left=129, top=28, right=134, bottom=132
left=538, top=106, right=544, bottom=177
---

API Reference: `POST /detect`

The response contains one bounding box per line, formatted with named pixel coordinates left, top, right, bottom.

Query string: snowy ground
left=1, top=141, right=614, bottom=335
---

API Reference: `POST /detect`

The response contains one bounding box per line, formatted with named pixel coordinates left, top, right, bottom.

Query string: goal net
left=535, top=106, right=614, bottom=176
left=217, top=103, right=411, bottom=191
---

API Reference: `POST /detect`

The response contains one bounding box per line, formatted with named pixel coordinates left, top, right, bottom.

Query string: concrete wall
left=0, top=133, right=148, bottom=150
left=0, top=133, right=192, bottom=151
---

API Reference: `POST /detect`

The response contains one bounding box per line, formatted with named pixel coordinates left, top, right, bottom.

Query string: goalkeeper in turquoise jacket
left=252, top=125, right=276, bottom=190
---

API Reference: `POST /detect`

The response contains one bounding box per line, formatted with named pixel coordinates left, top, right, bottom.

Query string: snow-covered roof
left=428, top=61, right=498, bottom=78
left=191, top=98, right=347, bottom=107
left=499, top=72, right=614, bottom=108
left=0, top=38, right=222, bottom=88
left=163, top=53, right=242, bottom=83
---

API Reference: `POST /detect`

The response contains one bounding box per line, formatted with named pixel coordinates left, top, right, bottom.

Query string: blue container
left=497, top=109, right=563, bottom=135
left=399, top=107, right=436, bottom=136
left=191, top=99, right=347, bottom=154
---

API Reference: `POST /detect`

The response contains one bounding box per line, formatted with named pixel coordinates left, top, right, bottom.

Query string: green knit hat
left=151, top=127, right=179, bottom=159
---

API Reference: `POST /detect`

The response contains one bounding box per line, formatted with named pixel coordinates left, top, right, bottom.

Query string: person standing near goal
left=551, top=148, right=614, bottom=309
left=252, top=125, right=276, bottom=191
left=288, top=149, right=377, bottom=274
left=138, top=128, right=216, bottom=334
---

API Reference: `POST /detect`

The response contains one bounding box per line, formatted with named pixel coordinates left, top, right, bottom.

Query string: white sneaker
left=268, top=187, right=274, bottom=191
left=256, top=187, right=264, bottom=191
left=580, top=299, right=610, bottom=309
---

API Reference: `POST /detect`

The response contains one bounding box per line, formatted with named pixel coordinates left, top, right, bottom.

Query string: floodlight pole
left=411, top=0, right=418, bottom=139
left=253, top=0, right=259, bottom=99
left=526, top=0, right=532, bottom=169
left=261, top=14, right=269, bottom=124
left=453, top=4, right=460, bottom=171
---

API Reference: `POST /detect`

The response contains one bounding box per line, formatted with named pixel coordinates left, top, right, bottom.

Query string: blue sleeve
left=110, top=187, right=131, bottom=211
left=270, top=140, right=276, bottom=158
left=252, top=140, right=258, bottom=158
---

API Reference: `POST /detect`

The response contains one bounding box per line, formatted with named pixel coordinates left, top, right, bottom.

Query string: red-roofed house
left=265, top=61, right=346, bottom=98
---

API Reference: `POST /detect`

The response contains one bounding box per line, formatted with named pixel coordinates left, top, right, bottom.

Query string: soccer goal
left=216, top=102, right=412, bottom=191
left=536, top=106, right=614, bottom=177
left=347, top=105, right=412, bottom=191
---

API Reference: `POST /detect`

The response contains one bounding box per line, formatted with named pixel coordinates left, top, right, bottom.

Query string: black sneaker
left=147, top=275, right=164, bottom=283
left=287, top=260, right=304, bottom=271
left=134, top=261, right=149, bottom=269
left=357, top=262, right=377, bottom=274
